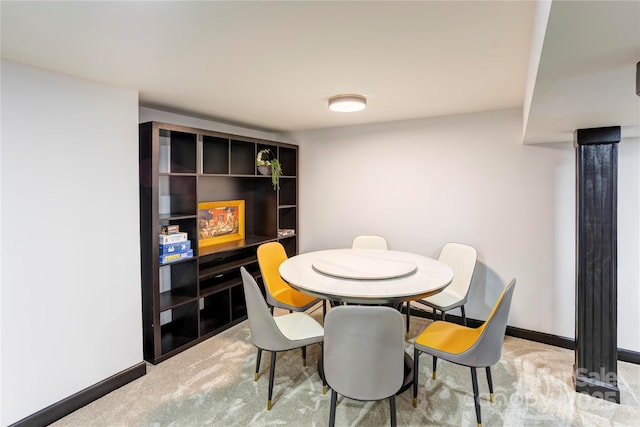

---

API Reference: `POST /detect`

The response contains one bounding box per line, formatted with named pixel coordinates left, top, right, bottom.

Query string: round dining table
left=279, top=248, right=454, bottom=305
left=279, top=248, right=454, bottom=393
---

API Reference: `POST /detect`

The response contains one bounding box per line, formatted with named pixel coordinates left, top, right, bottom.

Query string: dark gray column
left=573, top=126, right=620, bottom=403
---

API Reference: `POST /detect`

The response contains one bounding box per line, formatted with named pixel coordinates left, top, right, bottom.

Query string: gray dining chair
left=412, top=278, right=516, bottom=427
left=240, top=267, right=325, bottom=410
left=406, top=242, right=477, bottom=333
left=323, top=305, right=405, bottom=427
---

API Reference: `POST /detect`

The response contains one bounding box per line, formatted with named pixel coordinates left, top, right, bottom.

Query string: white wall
left=617, top=139, right=640, bottom=351
left=139, top=107, right=278, bottom=141
left=286, top=108, right=640, bottom=352
left=0, top=61, right=142, bottom=426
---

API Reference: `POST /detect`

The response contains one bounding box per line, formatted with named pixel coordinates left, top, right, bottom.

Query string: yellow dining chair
left=412, top=278, right=516, bottom=427
left=241, top=267, right=325, bottom=410
left=257, top=242, right=326, bottom=320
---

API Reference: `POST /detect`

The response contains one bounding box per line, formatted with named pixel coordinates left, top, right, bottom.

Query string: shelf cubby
left=160, top=300, right=199, bottom=354
left=231, top=285, right=247, bottom=321
left=230, top=139, right=255, bottom=175
left=200, top=291, right=231, bottom=335
left=158, top=129, right=197, bottom=174
left=159, top=175, right=197, bottom=217
left=203, top=135, right=229, bottom=174
left=278, top=146, right=297, bottom=177
left=158, top=260, right=197, bottom=310
left=280, top=236, right=298, bottom=258
left=278, top=206, right=297, bottom=231
left=279, top=177, right=296, bottom=207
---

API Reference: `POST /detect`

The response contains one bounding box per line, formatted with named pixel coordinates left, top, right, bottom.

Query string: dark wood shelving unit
left=139, top=121, right=298, bottom=364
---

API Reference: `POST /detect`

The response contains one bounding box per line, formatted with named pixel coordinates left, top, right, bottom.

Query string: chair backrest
left=462, top=278, right=516, bottom=367
left=323, top=305, right=404, bottom=401
left=240, top=266, right=293, bottom=351
left=351, top=235, right=388, bottom=250
left=257, top=242, right=291, bottom=305
left=438, top=242, right=477, bottom=302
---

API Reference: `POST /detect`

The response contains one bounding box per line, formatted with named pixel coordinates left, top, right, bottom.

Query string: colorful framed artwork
left=198, top=200, right=245, bottom=247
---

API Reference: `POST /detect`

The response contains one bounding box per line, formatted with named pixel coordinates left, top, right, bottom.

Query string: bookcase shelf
left=139, top=121, right=298, bottom=364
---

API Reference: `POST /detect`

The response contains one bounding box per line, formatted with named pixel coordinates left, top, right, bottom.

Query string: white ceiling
left=1, top=1, right=638, bottom=142
left=523, top=0, right=640, bottom=144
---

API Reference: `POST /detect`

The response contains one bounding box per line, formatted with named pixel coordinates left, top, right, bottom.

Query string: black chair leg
left=389, top=395, right=397, bottom=427
left=323, top=300, right=327, bottom=318
left=470, top=367, right=482, bottom=426
left=432, top=356, right=438, bottom=380
left=405, top=301, right=410, bottom=333
left=301, top=346, right=307, bottom=366
left=269, top=306, right=274, bottom=315
left=329, top=390, right=338, bottom=427
left=255, top=348, right=262, bottom=380
left=461, top=305, right=467, bottom=326
left=321, top=344, right=328, bottom=394
left=268, top=352, right=277, bottom=410
left=432, top=307, right=438, bottom=321
left=441, top=310, right=446, bottom=321
left=486, top=366, right=494, bottom=402
left=412, top=347, right=420, bottom=407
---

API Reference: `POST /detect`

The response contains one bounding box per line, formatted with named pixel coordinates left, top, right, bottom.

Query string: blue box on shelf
left=159, top=249, right=193, bottom=264
left=159, top=240, right=191, bottom=255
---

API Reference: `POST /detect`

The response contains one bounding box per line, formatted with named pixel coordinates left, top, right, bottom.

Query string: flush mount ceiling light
left=328, top=94, right=367, bottom=112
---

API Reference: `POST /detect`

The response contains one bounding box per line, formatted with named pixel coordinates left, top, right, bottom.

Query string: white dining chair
left=406, top=242, right=477, bottom=333
left=352, top=235, right=389, bottom=250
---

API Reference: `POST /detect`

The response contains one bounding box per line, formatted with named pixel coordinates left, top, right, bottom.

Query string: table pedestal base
left=400, top=353, right=414, bottom=394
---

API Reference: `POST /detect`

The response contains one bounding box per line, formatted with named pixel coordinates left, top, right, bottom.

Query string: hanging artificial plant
left=256, top=149, right=282, bottom=190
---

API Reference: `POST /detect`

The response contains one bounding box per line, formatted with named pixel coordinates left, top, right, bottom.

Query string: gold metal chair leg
left=323, top=385, right=327, bottom=395
left=490, top=393, right=495, bottom=403
left=267, top=400, right=272, bottom=410
left=254, top=373, right=259, bottom=381
left=432, top=356, right=437, bottom=380
left=412, top=397, right=417, bottom=408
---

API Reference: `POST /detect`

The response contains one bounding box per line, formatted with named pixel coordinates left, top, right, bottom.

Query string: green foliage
left=270, top=159, right=282, bottom=189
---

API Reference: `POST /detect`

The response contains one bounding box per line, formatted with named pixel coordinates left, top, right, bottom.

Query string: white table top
left=279, top=249, right=453, bottom=304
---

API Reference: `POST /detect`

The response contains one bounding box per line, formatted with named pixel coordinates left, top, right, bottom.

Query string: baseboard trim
left=10, top=362, right=146, bottom=427
left=505, top=324, right=574, bottom=350
left=406, top=307, right=640, bottom=365
left=618, top=348, right=640, bottom=364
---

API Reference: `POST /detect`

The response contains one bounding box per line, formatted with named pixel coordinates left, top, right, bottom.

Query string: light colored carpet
left=51, top=305, right=640, bottom=426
